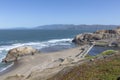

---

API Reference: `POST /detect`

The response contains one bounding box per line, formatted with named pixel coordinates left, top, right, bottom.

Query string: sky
left=0, top=0, right=120, bottom=29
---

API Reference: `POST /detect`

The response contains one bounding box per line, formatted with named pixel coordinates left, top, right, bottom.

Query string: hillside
left=48, top=52, right=120, bottom=80
left=36, top=24, right=118, bottom=30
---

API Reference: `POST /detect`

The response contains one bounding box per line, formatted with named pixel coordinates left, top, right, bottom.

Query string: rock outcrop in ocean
left=72, top=27, right=120, bottom=47
left=2, top=46, right=38, bottom=63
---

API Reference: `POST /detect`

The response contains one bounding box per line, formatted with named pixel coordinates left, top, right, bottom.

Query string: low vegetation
left=95, top=41, right=108, bottom=46
left=86, top=50, right=117, bottom=59
left=48, top=51, right=120, bottom=80
left=101, top=50, right=117, bottom=55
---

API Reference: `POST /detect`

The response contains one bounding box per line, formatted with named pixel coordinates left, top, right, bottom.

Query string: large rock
left=95, top=29, right=117, bottom=34
left=115, top=27, right=120, bottom=35
left=61, top=57, right=74, bottom=65
left=72, top=33, right=102, bottom=45
left=95, top=29, right=118, bottom=39
left=2, top=46, right=38, bottom=63
left=72, top=28, right=120, bottom=45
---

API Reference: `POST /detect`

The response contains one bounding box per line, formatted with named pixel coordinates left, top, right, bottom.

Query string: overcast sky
left=0, top=0, right=120, bottom=29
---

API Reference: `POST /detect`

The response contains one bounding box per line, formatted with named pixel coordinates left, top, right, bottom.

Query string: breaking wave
left=0, top=38, right=73, bottom=72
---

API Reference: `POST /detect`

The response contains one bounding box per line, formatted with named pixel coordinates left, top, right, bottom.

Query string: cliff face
left=72, top=27, right=120, bottom=46
left=72, top=33, right=102, bottom=45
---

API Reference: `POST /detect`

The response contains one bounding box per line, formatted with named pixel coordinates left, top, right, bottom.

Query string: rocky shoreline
left=1, top=45, right=91, bottom=80
left=72, top=27, right=120, bottom=47
left=1, top=27, right=120, bottom=80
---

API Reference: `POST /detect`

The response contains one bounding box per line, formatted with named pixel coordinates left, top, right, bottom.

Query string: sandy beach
left=0, top=46, right=89, bottom=80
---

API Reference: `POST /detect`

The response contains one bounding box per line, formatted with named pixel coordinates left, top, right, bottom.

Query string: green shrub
left=101, top=50, right=116, bottom=55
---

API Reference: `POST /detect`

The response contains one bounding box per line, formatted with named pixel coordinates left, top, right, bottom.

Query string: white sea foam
left=0, top=38, right=72, bottom=50
left=0, top=38, right=72, bottom=54
left=48, top=38, right=72, bottom=43
left=0, top=38, right=73, bottom=72
left=0, top=62, right=14, bottom=72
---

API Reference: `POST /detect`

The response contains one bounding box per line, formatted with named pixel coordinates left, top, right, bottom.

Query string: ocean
left=0, top=28, right=118, bottom=72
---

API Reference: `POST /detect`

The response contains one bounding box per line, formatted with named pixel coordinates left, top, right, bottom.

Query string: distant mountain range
left=35, top=24, right=119, bottom=30
left=2, top=24, right=118, bottom=30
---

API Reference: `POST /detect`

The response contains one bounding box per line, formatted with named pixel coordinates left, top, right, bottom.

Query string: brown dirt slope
left=48, top=53, right=120, bottom=80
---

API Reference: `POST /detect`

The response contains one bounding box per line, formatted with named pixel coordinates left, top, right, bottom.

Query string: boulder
left=54, top=58, right=64, bottom=63
left=72, top=33, right=102, bottom=45
left=2, top=46, right=38, bottom=63
left=61, top=57, right=74, bottom=65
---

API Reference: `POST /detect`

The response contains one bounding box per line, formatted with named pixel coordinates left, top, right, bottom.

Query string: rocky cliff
left=72, top=27, right=120, bottom=47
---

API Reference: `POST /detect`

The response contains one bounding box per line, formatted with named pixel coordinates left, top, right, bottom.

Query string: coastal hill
left=36, top=24, right=118, bottom=30
left=72, top=27, right=120, bottom=47
left=48, top=51, right=120, bottom=80
left=2, top=24, right=118, bottom=30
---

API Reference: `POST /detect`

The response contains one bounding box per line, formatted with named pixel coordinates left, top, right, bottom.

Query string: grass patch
left=48, top=53, right=120, bottom=80
left=95, top=41, right=108, bottom=46
left=85, top=54, right=96, bottom=59
left=86, top=50, right=117, bottom=59
left=101, top=50, right=116, bottom=55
